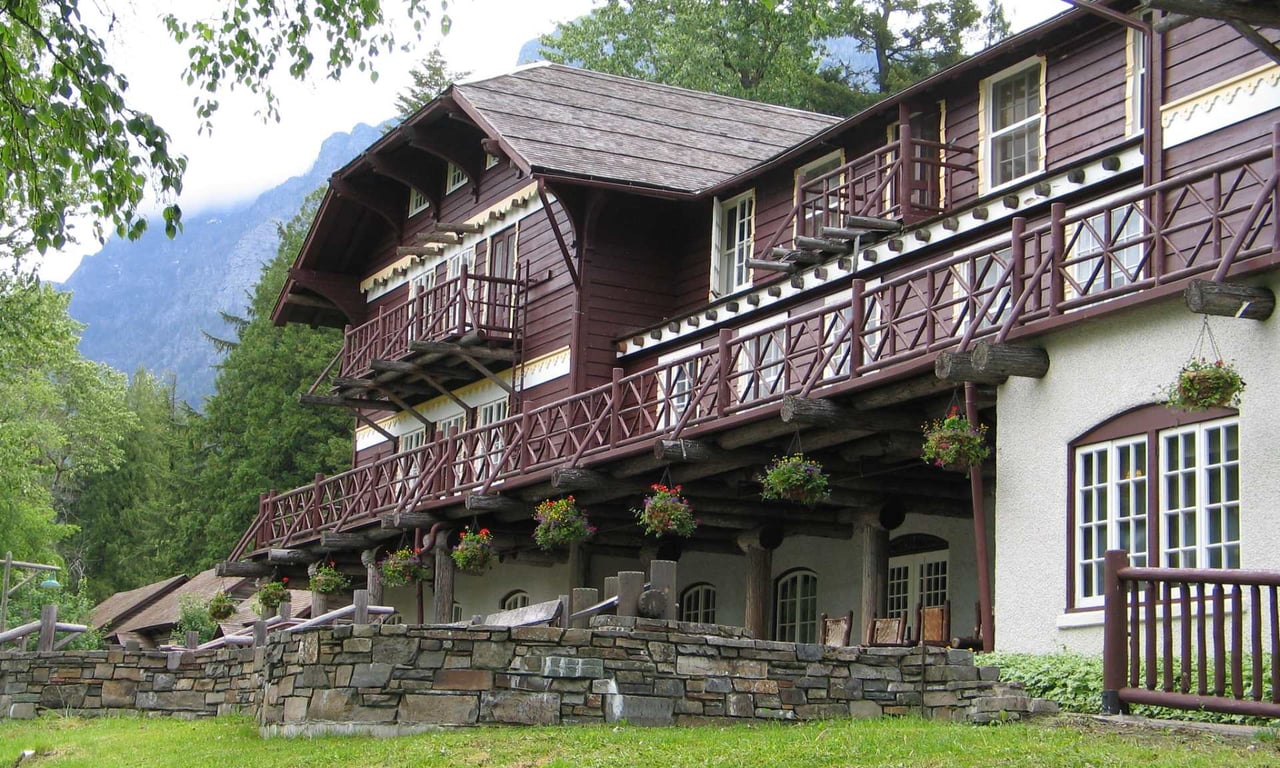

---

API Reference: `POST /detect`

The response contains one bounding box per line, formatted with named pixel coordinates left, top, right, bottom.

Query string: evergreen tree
left=168, top=192, right=351, bottom=570
left=395, top=45, right=471, bottom=121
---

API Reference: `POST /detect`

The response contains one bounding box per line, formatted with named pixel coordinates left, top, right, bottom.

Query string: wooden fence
left=1102, top=549, right=1280, bottom=717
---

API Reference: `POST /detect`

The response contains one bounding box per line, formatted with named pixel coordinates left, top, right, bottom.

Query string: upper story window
left=408, top=187, right=431, bottom=217
left=984, top=59, right=1043, bottom=191
left=1128, top=28, right=1147, bottom=134
left=401, top=427, right=428, bottom=452
left=1071, top=408, right=1240, bottom=608
left=660, top=350, right=698, bottom=429
left=1070, top=204, right=1146, bottom=294
left=484, top=153, right=501, bottom=170
left=679, top=583, right=717, bottom=624
left=774, top=568, right=817, bottom=643
left=445, top=162, right=468, bottom=195
left=711, top=190, right=755, bottom=298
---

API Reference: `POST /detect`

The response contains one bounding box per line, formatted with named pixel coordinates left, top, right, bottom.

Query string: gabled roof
left=89, top=574, right=188, bottom=632
left=111, top=568, right=254, bottom=635
left=450, top=63, right=842, bottom=194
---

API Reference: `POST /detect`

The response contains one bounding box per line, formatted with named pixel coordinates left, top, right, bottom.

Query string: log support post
left=856, top=511, right=888, bottom=644
left=965, top=382, right=995, bottom=652
left=353, top=589, right=370, bottom=625
left=361, top=548, right=383, bottom=606
left=738, top=532, right=774, bottom=639
left=433, top=541, right=456, bottom=624
left=935, top=351, right=1006, bottom=384
left=971, top=342, right=1050, bottom=379
left=1101, top=549, right=1131, bottom=714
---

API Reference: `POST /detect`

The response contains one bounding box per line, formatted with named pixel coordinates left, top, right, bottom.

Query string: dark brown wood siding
left=1044, top=26, right=1128, bottom=169
left=1164, top=19, right=1280, bottom=104
left=517, top=197, right=578, bottom=402
left=1165, top=111, right=1280, bottom=177
left=578, top=196, right=689, bottom=387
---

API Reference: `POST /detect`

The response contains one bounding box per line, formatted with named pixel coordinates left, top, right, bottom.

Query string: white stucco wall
left=993, top=277, right=1280, bottom=653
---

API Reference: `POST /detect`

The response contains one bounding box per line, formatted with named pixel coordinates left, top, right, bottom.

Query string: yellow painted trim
left=976, top=78, right=987, bottom=196
left=1124, top=28, right=1137, bottom=136
left=938, top=100, right=948, bottom=208
left=1160, top=62, right=1280, bottom=121
left=978, top=57, right=1046, bottom=196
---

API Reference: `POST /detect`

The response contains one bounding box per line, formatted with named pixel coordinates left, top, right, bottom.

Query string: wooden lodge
left=223, top=1, right=1280, bottom=713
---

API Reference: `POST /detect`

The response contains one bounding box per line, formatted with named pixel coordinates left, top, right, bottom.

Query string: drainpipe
left=965, top=382, right=995, bottom=652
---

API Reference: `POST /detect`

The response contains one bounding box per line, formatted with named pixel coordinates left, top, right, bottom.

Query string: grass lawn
left=2, top=715, right=1278, bottom=767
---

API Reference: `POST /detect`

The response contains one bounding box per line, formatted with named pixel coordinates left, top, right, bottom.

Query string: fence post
left=1049, top=202, right=1066, bottom=315
left=1101, top=549, right=1130, bottom=714
left=37, top=604, right=57, bottom=652
left=353, top=589, right=369, bottom=625
left=717, top=330, right=733, bottom=418
left=617, top=572, right=644, bottom=618
left=571, top=588, right=598, bottom=630
left=649, top=560, right=678, bottom=621
left=610, top=368, right=623, bottom=448
left=253, top=620, right=267, bottom=648
left=602, top=576, right=619, bottom=602
left=185, top=630, right=200, bottom=649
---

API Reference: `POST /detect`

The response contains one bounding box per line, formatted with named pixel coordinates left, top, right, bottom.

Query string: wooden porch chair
left=864, top=615, right=909, bottom=647
left=916, top=601, right=951, bottom=647
left=819, top=611, right=854, bottom=646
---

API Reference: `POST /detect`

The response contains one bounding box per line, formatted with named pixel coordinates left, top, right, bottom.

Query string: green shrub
left=982, top=650, right=1280, bottom=726
left=170, top=594, right=217, bottom=645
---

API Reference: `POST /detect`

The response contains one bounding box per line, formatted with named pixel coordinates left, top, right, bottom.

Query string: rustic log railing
left=340, top=266, right=527, bottom=379
left=229, top=142, right=1279, bottom=560
left=759, top=138, right=976, bottom=259
left=1102, top=550, right=1280, bottom=718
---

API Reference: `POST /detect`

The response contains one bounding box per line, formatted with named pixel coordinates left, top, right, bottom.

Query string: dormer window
left=445, top=163, right=468, bottom=194
left=484, top=153, right=501, bottom=170
left=408, top=187, right=430, bottom=217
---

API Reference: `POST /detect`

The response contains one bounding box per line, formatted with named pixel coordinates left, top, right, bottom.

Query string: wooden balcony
left=324, top=267, right=527, bottom=404
left=231, top=138, right=1279, bottom=561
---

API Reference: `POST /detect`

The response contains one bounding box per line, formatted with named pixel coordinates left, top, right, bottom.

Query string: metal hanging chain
left=944, top=387, right=963, bottom=418
left=659, top=465, right=674, bottom=489
left=1189, top=314, right=1224, bottom=363
left=788, top=428, right=804, bottom=457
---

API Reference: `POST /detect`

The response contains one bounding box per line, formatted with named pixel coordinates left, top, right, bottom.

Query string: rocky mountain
left=60, top=123, right=383, bottom=407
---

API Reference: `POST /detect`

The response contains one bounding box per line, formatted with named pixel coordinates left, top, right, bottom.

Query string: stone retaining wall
left=1, top=617, right=1051, bottom=733
left=258, top=616, right=1045, bottom=736
left=0, top=646, right=258, bottom=720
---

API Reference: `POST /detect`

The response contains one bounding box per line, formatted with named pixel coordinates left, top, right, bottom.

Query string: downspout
left=964, top=382, right=995, bottom=651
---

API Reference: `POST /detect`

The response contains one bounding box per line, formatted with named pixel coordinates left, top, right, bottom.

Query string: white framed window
left=401, top=427, right=428, bottom=453
left=446, top=246, right=476, bottom=280
left=659, top=350, right=699, bottom=428
left=485, top=153, right=501, bottom=170
left=711, top=190, right=755, bottom=297
left=476, top=397, right=509, bottom=471
left=736, top=318, right=786, bottom=402
left=445, top=162, right=468, bottom=194
left=984, top=60, right=1043, bottom=191
left=773, top=569, right=817, bottom=643
left=452, top=602, right=463, bottom=622
left=408, top=187, right=431, bottom=217
left=679, top=583, right=717, bottom=624
left=501, top=590, right=530, bottom=610
left=1072, top=413, right=1240, bottom=607
left=795, top=150, right=844, bottom=239
left=1070, top=204, right=1145, bottom=294
left=1126, top=19, right=1151, bottom=135
left=436, top=412, right=466, bottom=440
left=823, top=293, right=855, bottom=379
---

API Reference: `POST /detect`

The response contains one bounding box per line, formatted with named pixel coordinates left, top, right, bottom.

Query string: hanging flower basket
left=379, top=547, right=431, bottom=588
left=452, top=527, right=494, bottom=574
left=1163, top=358, right=1244, bottom=411
left=635, top=484, right=697, bottom=538
left=253, top=578, right=289, bottom=617
left=921, top=406, right=990, bottom=471
left=533, top=496, right=596, bottom=549
left=207, top=590, right=236, bottom=621
left=760, top=454, right=830, bottom=505
left=309, top=561, right=351, bottom=594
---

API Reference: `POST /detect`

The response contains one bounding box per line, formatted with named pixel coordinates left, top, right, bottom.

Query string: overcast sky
left=41, top=0, right=1070, bottom=281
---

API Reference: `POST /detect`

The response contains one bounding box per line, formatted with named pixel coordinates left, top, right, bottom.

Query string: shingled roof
left=451, top=63, right=841, bottom=194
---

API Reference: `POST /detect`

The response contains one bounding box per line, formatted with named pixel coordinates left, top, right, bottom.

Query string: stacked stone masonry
left=1, top=617, right=1053, bottom=734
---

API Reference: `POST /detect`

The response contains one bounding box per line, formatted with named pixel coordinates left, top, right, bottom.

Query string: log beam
left=216, top=561, right=274, bottom=578
left=971, top=342, right=1050, bottom=379
left=396, top=246, right=444, bottom=258
left=267, top=549, right=314, bottom=566
left=436, top=221, right=485, bottom=235
left=935, top=351, right=1006, bottom=384
left=551, top=467, right=614, bottom=492
left=465, top=494, right=529, bottom=517
left=409, top=340, right=517, bottom=361
left=653, top=439, right=722, bottom=463
left=1184, top=279, right=1276, bottom=320
left=839, top=431, right=922, bottom=460
left=317, top=531, right=389, bottom=552
left=780, top=395, right=917, bottom=432
left=380, top=511, right=443, bottom=529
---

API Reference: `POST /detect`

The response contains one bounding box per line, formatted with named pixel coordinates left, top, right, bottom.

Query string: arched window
left=679, top=583, right=717, bottom=624
left=1070, top=404, right=1240, bottom=609
left=773, top=569, right=818, bottom=643
left=501, top=590, right=530, bottom=611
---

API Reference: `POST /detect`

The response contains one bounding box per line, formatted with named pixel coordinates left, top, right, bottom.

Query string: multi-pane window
left=661, top=357, right=697, bottom=428
left=960, top=247, right=1011, bottom=333
left=401, top=427, right=428, bottom=453
left=680, top=583, right=717, bottom=624
left=887, top=550, right=949, bottom=638
left=445, top=163, right=468, bottom=194
left=476, top=397, right=509, bottom=472
left=436, top=413, right=466, bottom=440
left=712, top=191, right=755, bottom=297
left=501, top=591, right=530, bottom=610
left=1129, top=26, right=1148, bottom=133
left=1073, top=416, right=1240, bottom=606
left=485, top=153, right=501, bottom=170
left=743, top=329, right=785, bottom=400
left=987, top=62, right=1042, bottom=188
left=1071, top=205, right=1145, bottom=294
left=408, top=187, right=430, bottom=216
left=823, top=301, right=855, bottom=379
left=774, top=569, right=817, bottom=643
left=797, top=151, right=843, bottom=238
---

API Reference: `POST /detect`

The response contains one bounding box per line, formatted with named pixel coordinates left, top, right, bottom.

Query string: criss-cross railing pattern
left=230, top=143, right=1279, bottom=560
left=340, top=266, right=526, bottom=378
